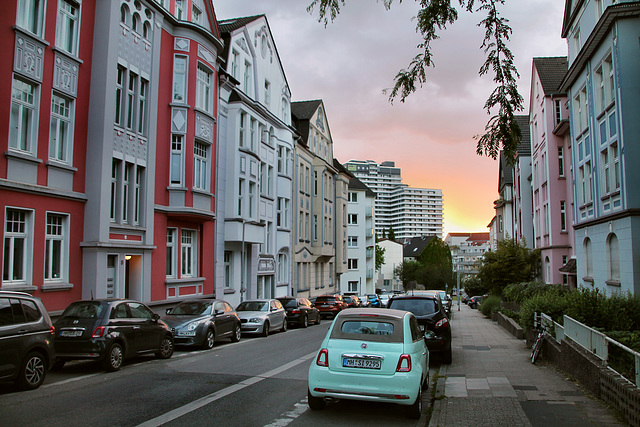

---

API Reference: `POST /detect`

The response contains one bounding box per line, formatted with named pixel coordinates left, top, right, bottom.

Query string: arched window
left=278, top=252, right=289, bottom=284
left=607, top=233, right=620, bottom=281
left=143, top=21, right=151, bottom=40
left=583, top=237, right=593, bottom=280
left=132, top=13, right=141, bottom=34
left=120, top=4, right=131, bottom=26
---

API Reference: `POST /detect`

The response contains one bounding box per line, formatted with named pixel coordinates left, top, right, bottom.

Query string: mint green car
left=308, top=308, right=429, bottom=419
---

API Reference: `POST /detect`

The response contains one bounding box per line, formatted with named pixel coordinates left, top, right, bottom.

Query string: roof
left=217, top=15, right=264, bottom=33
left=403, top=235, right=436, bottom=258
left=348, top=175, right=375, bottom=197
left=533, top=57, right=568, bottom=95
left=291, top=100, right=327, bottom=146
left=514, top=115, right=531, bottom=157
left=559, top=258, right=577, bottom=274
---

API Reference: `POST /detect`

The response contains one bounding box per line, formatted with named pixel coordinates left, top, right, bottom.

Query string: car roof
left=337, top=307, right=407, bottom=319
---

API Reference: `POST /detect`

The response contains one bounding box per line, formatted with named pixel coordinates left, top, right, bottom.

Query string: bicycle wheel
left=530, top=333, right=543, bottom=363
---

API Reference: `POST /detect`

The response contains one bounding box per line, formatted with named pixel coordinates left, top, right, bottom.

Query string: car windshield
left=280, top=299, right=298, bottom=308
left=388, top=299, right=437, bottom=316
left=366, top=294, right=378, bottom=300
left=169, top=301, right=212, bottom=315
left=61, top=302, right=104, bottom=319
left=315, top=297, right=334, bottom=303
left=237, top=301, right=268, bottom=312
left=341, top=321, right=394, bottom=335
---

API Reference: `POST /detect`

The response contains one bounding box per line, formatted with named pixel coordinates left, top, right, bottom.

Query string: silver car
left=236, top=299, right=287, bottom=337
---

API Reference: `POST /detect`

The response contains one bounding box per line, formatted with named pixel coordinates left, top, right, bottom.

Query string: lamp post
left=240, top=220, right=246, bottom=303
left=457, top=261, right=461, bottom=311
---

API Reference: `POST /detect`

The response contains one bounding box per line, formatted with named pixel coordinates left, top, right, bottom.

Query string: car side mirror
left=165, top=308, right=172, bottom=315
left=153, top=313, right=161, bottom=321
left=214, top=309, right=224, bottom=316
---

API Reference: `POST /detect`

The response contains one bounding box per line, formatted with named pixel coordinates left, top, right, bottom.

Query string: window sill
left=165, top=277, right=205, bottom=286
left=601, top=190, right=621, bottom=201
left=52, top=46, right=83, bottom=64
left=46, top=160, right=78, bottom=173
left=12, top=26, right=50, bottom=46
left=223, top=288, right=236, bottom=294
left=605, top=280, right=621, bottom=287
left=194, top=107, right=215, bottom=121
left=192, top=188, right=213, bottom=198
left=41, top=282, right=74, bottom=291
left=1, top=284, right=37, bottom=292
left=5, top=150, right=43, bottom=164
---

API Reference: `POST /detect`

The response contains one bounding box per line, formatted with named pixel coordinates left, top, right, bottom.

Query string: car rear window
left=315, top=297, right=335, bottom=303
left=388, top=298, right=437, bottom=316
left=61, top=301, right=105, bottom=319
left=331, top=316, right=403, bottom=343
left=279, top=299, right=297, bottom=308
left=237, top=301, right=268, bottom=311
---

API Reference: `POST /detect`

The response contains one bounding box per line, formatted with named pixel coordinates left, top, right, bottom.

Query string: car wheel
left=203, top=329, right=215, bottom=349
left=406, top=387, right=422, bottom=419
left=308, top=389, right=326, bottom=410
left=422, top=371, right=430, bottom=390
left=17, top=351, right=47, bottom=390
left=302, top=315, right=308, bottom=328
left=231, top=324, right=241, bottom=342
left=315, top=314, right=321, bottom=325
left=156, top=335, right=174, bottom=359
left=262, top=321, right=270, bottom=337
left=103, top=343, right=124, bottom=372
left=442, top=346, right=452, bottom=364
left=281, top=318, right=288, bottom=332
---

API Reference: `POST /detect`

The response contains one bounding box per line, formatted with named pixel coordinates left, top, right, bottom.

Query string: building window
left=192, top=4, right=202, bottom=24
left=231, top=50, right=239, bottom=80
left=17, top=0, right=45, bottom=37
left=115, top=66, right=125, bottom=126
left=122, top=163, right=130, bottom=224
left=348, top=259, right=358, bottom=270
left=181, top=229, right=195, bottom=277
left=250, top=118, right=257, bottom=151
left=120, top=3, right=130, bottom=26
left=264, top=80, right=271, bottom=107
left=3, top=209, right=31, bottom=284
left=9, top=77, right=37, bottom=154
left=56, top=0, right=79, bottom=55
left=137, top=79, right=148, bottom=135
left=196, top=64, right=212, bottom=114
left=557, top=146, right=564, bottom=177
left=584, top=238, right=593, bottom=280
left=175, top=0, right=184, bottom=20
left=173, top=56, right=188, bottom=103
left=249, top=182, right=256, bottom=219
left=348, top=192, right=358, bottom=203
left=239, top=113, right=246, bottom=148
left=134, top=166, right=143, bottom=225
left=49, top=93, right=73, bottom=163
left=348, top=214, right=358, bottom=225
left=348, top=281, right=358, bottom=292
left=166, top=228, right=176, bottom=278
left=193, top=141, right=208, bottom=190
left=313, top=215, right=318, bottom=241
left=126, top=72, right=137, bottom=130
left=348, top=236, right=358, bottom=247
left=243, top=61, right=252, bottom=95
left=607, top=233, right=620, bottom=282
left=238, top=179, right=244, bottom=216
left=277, top=253, right=288, bottom=284
left=170, top=135, right=183, bottom=186
left=560, top=201, right=566, bottom=232
left=554, top=99, right=562, bottom=126
left=44, top=213, right=66, bottom=281
left=110, top=159, right=120, bottom=222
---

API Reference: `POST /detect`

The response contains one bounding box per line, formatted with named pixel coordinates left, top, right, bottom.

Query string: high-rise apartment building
left=344, top=160, right=444, bottom=239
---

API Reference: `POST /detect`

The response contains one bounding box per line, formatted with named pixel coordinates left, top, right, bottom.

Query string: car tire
left=315, top=314, right=321, bottom=325
left=281, top=318, right=288, bottom=332
left=422, top=371, right=430, bottom=390
left=302, top=315, right=308, bottom=328
left=231, top=324, right=241, bottom=342
left=17, top=351, right=47, bottom=390
left=308, top=389, right=326, bottom=410
left=406, top=387, right=422, bottom=419
left=104, top=343, right=124, bottom=372
left=156, top=335, right=174, bottom=359
left=203, top=329, right=215, bottom=350
left=262, top=321, right=270, bottom=337
left=442, top=346, right=452, bottom=364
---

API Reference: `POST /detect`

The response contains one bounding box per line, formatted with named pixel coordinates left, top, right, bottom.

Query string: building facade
left=561, top=0, right=640, bottom=294
left=344, top=159, right=444, bottom=239
left=445, top=232, right=491, bottom=277
left=216, top=15, right=295, bottom=306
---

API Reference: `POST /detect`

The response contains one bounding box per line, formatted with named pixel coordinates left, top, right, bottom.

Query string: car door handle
left=133, top=326, right=140, bottom=330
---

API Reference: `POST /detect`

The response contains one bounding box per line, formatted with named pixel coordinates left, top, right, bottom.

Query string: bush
left=503, top=281, right=568, bottom=304
left=519, top=292, right=569, bottom=329
left=564, top=288, right=631, bottom=331
left=479, top=295, right=501, bottom=318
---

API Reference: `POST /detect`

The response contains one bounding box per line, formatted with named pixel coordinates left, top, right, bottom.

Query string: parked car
left=0, top=291, right=55, bottom=390
left=277, top=297, right=320, bottom=328
left=54, top=299, right=174, bottom=372
left=468, top=295, right=485, bottom=309
left=236, top=299, right=287, bottom=336
left=359, top=295, right=371, bottom=307
left=379, top=293, right=393, bottom=308
left=387, top=294, right=452, bottom=363
left=308, top=308, right=429, bottom=419
left=344, top=295, right=362, bottom=308
left=162, top=299, right=241, bottom=349
left=435, top=290, right=452, bottom=315
left=315, top=295, right=349, bottom=318
left=365, top=294, right=381, bottom=308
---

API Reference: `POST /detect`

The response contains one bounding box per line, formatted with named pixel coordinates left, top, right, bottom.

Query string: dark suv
left=315, top=294, right=349, bottom=318
left=387, top=294, right=452, bottom=363
left=277, top=297, right=320, bottom=327
left=0, top=291, right=55, bottom=390
left=54, top=299, right=174, bottom=372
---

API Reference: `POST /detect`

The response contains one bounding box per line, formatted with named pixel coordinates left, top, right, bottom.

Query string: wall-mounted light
left=125, top=255, right=132, bottom=261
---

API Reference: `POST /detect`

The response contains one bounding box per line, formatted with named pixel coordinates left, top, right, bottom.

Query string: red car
left=315, top=295, right=349, bottom=318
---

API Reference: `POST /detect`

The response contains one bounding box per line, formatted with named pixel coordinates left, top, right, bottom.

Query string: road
left=0, top=321, right=431, bottom=426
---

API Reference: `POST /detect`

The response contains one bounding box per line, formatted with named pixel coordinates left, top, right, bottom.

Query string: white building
left=344, top=160, right=444, bottom=239
left=376, top=239, right=404, bottom=292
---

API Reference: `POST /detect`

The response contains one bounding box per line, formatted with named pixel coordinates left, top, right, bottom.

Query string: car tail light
left=316, top=348, right=329, bottom=367
left=49, top=325, right=55, bottom=336
left=396, top=354, right=412, bottom=372
left=92, top=326, right=106, bottom=338
left=435, top=318, right=449, bottom=328
left=291, top=309, right=301, bottom=314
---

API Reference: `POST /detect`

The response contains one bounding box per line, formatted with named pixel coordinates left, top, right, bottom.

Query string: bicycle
left=530, top=329, right=545, bottom=364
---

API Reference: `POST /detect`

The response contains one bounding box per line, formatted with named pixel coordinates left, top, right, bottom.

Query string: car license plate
left=60, top=330, right=83, bottom=337
left=320, top=304, right=329, bottom=308
left=177, top=331, right=196, bottom=336
left=343, top=357, right=381, bottom=369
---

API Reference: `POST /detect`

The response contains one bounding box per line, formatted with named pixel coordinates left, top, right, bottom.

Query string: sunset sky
left=215, top=0, right=568, bottom=235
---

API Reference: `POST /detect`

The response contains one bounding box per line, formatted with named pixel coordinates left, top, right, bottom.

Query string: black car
left=277, top=297, right=321, bottom=328
left=387, top=294, right=452, bottom=363
left=0, top=291, right=55, bottom=390
left=344, top=295, right=362, bottom=308
left=54, top=299, right=174, bottom=372
left=162, top=299, right=241, bottom=348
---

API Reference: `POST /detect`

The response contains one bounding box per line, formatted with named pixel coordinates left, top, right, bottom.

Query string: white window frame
left=134, top=166, right=143, bottom=225
left=122, top=163, right=130, bottom=224
left=44, top=212, right=68, bottom=282
left=110, top=159, right=119, bottom=222
left=137, top=78, right=148, bottom=135
left=56, top=0, right=80, bottom=56
left=348, top=281, right=358, bottom=293
left=348, top=258, right=358, bottom=270
left=193, top=141, right=208, bottom=191
left=175, top=0, right=184, bottom=20
left=192, top=3, right=202, bottom=25
left=9, top=76, right=38, bottom=155
left=181, top=229, right=196, bottom=277
left=172, top=55, right=188, bottom=103
left=3, top=208, right=33, bottom=285
left=115, top=65, right=125, bottom=126
left=166, top=228, right=177, bottom=278
left=348, top=214, right=358, bottom=225
left=170, top=134, right=184, bottom=186
left=224, top=251, right=232, bottom=288
left=17, top=0, right=45, bottom=37
left=348, top=236, right=358, bottom=248
left=196, top=63, right=213, bottom=114
left=49, top=92, right=74, bottom=163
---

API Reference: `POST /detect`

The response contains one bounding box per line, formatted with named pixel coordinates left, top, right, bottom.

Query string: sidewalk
left=428, top=304, right=623, bottom=427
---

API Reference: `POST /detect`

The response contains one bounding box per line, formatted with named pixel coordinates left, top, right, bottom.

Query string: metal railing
left=537, top=312, right=640, bottom=388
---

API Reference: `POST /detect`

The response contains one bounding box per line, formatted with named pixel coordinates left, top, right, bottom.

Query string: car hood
left=162, top=315, right=208, bottom=328
left=236, top=311, right=268, bottom=319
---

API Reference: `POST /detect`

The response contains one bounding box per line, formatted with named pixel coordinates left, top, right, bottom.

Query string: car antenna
left=91, top=290, right=94, bottom=300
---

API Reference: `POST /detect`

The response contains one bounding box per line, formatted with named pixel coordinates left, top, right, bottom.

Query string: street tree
left=477, top=238, right=540, bottom=296
left=307, top=0, right=524, bottom=161
left=375, top=244, right=386, bottom=271
left=395, top=260, right=422, bottom=290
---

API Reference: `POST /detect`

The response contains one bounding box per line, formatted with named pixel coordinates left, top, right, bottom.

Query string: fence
left=536, top=312, right=640, bottom=388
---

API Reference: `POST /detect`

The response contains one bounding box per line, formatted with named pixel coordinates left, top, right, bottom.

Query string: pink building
left=529, top=57, right=576, bottom=288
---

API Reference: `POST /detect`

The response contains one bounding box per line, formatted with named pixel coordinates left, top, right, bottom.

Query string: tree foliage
left=394, top=237, right=453, bottom=291
left=477, top=238, right=540, bottom=296
left=395, top=260, right=422, bottom=290
left=307, top=0, right=524, bottom=161
left=375, top=244, right=386, bottom=271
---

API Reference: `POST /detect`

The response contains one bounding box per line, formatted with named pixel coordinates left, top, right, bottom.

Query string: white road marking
left=41, top=373, right=102, bottom=389
left=136, top=351, right=317, bottom=427
left=263, top=400, right=309, bottom=427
